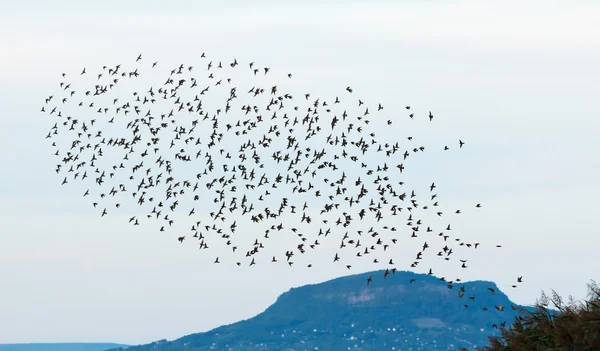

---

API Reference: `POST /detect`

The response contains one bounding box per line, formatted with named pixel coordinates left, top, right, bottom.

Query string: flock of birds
left=41, top=53, right=524, bottom=316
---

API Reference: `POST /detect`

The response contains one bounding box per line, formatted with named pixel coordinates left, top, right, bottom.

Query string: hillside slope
left=110, top=270, right=534, bottom=351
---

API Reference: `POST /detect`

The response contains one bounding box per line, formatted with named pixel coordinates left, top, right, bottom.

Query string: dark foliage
left=474, top=280, right=600, bottom=351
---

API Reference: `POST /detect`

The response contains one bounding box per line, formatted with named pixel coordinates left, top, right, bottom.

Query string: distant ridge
left=108, top=270, right=537, bottom=351
left=0, top=343, right=129, bottom=351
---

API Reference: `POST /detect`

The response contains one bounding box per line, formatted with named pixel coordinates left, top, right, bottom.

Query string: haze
left=0, top=0, right=599, bottom=346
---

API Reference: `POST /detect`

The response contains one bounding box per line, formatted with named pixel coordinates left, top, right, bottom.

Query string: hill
left=0, top=343, right=128, bottom=351
left=108, top=270, right=536, bottom=351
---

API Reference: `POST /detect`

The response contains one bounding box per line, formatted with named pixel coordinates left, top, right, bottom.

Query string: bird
left=40, top=52, right=498, bottom=299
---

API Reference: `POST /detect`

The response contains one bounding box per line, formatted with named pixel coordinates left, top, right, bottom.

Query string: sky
left=1, top=0, right=599, bottom=346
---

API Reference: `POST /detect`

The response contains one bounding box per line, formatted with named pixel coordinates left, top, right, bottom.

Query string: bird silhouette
left=41, top=52, right=510, bottom=312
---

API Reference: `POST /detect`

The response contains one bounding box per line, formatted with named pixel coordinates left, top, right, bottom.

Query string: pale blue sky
left=0, top=0, right=599, bottom=345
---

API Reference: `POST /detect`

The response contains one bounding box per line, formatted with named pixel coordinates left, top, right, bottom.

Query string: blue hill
left=108, top=270, right=539, bottom=351
left=0, top=343, right=128, bottom=351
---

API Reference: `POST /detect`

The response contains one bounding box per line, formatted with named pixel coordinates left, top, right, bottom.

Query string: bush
left=472, top=280, right=600, bottom=351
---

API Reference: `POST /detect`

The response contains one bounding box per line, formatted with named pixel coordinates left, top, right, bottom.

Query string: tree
left=474, top=280, right=600, bottom=351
